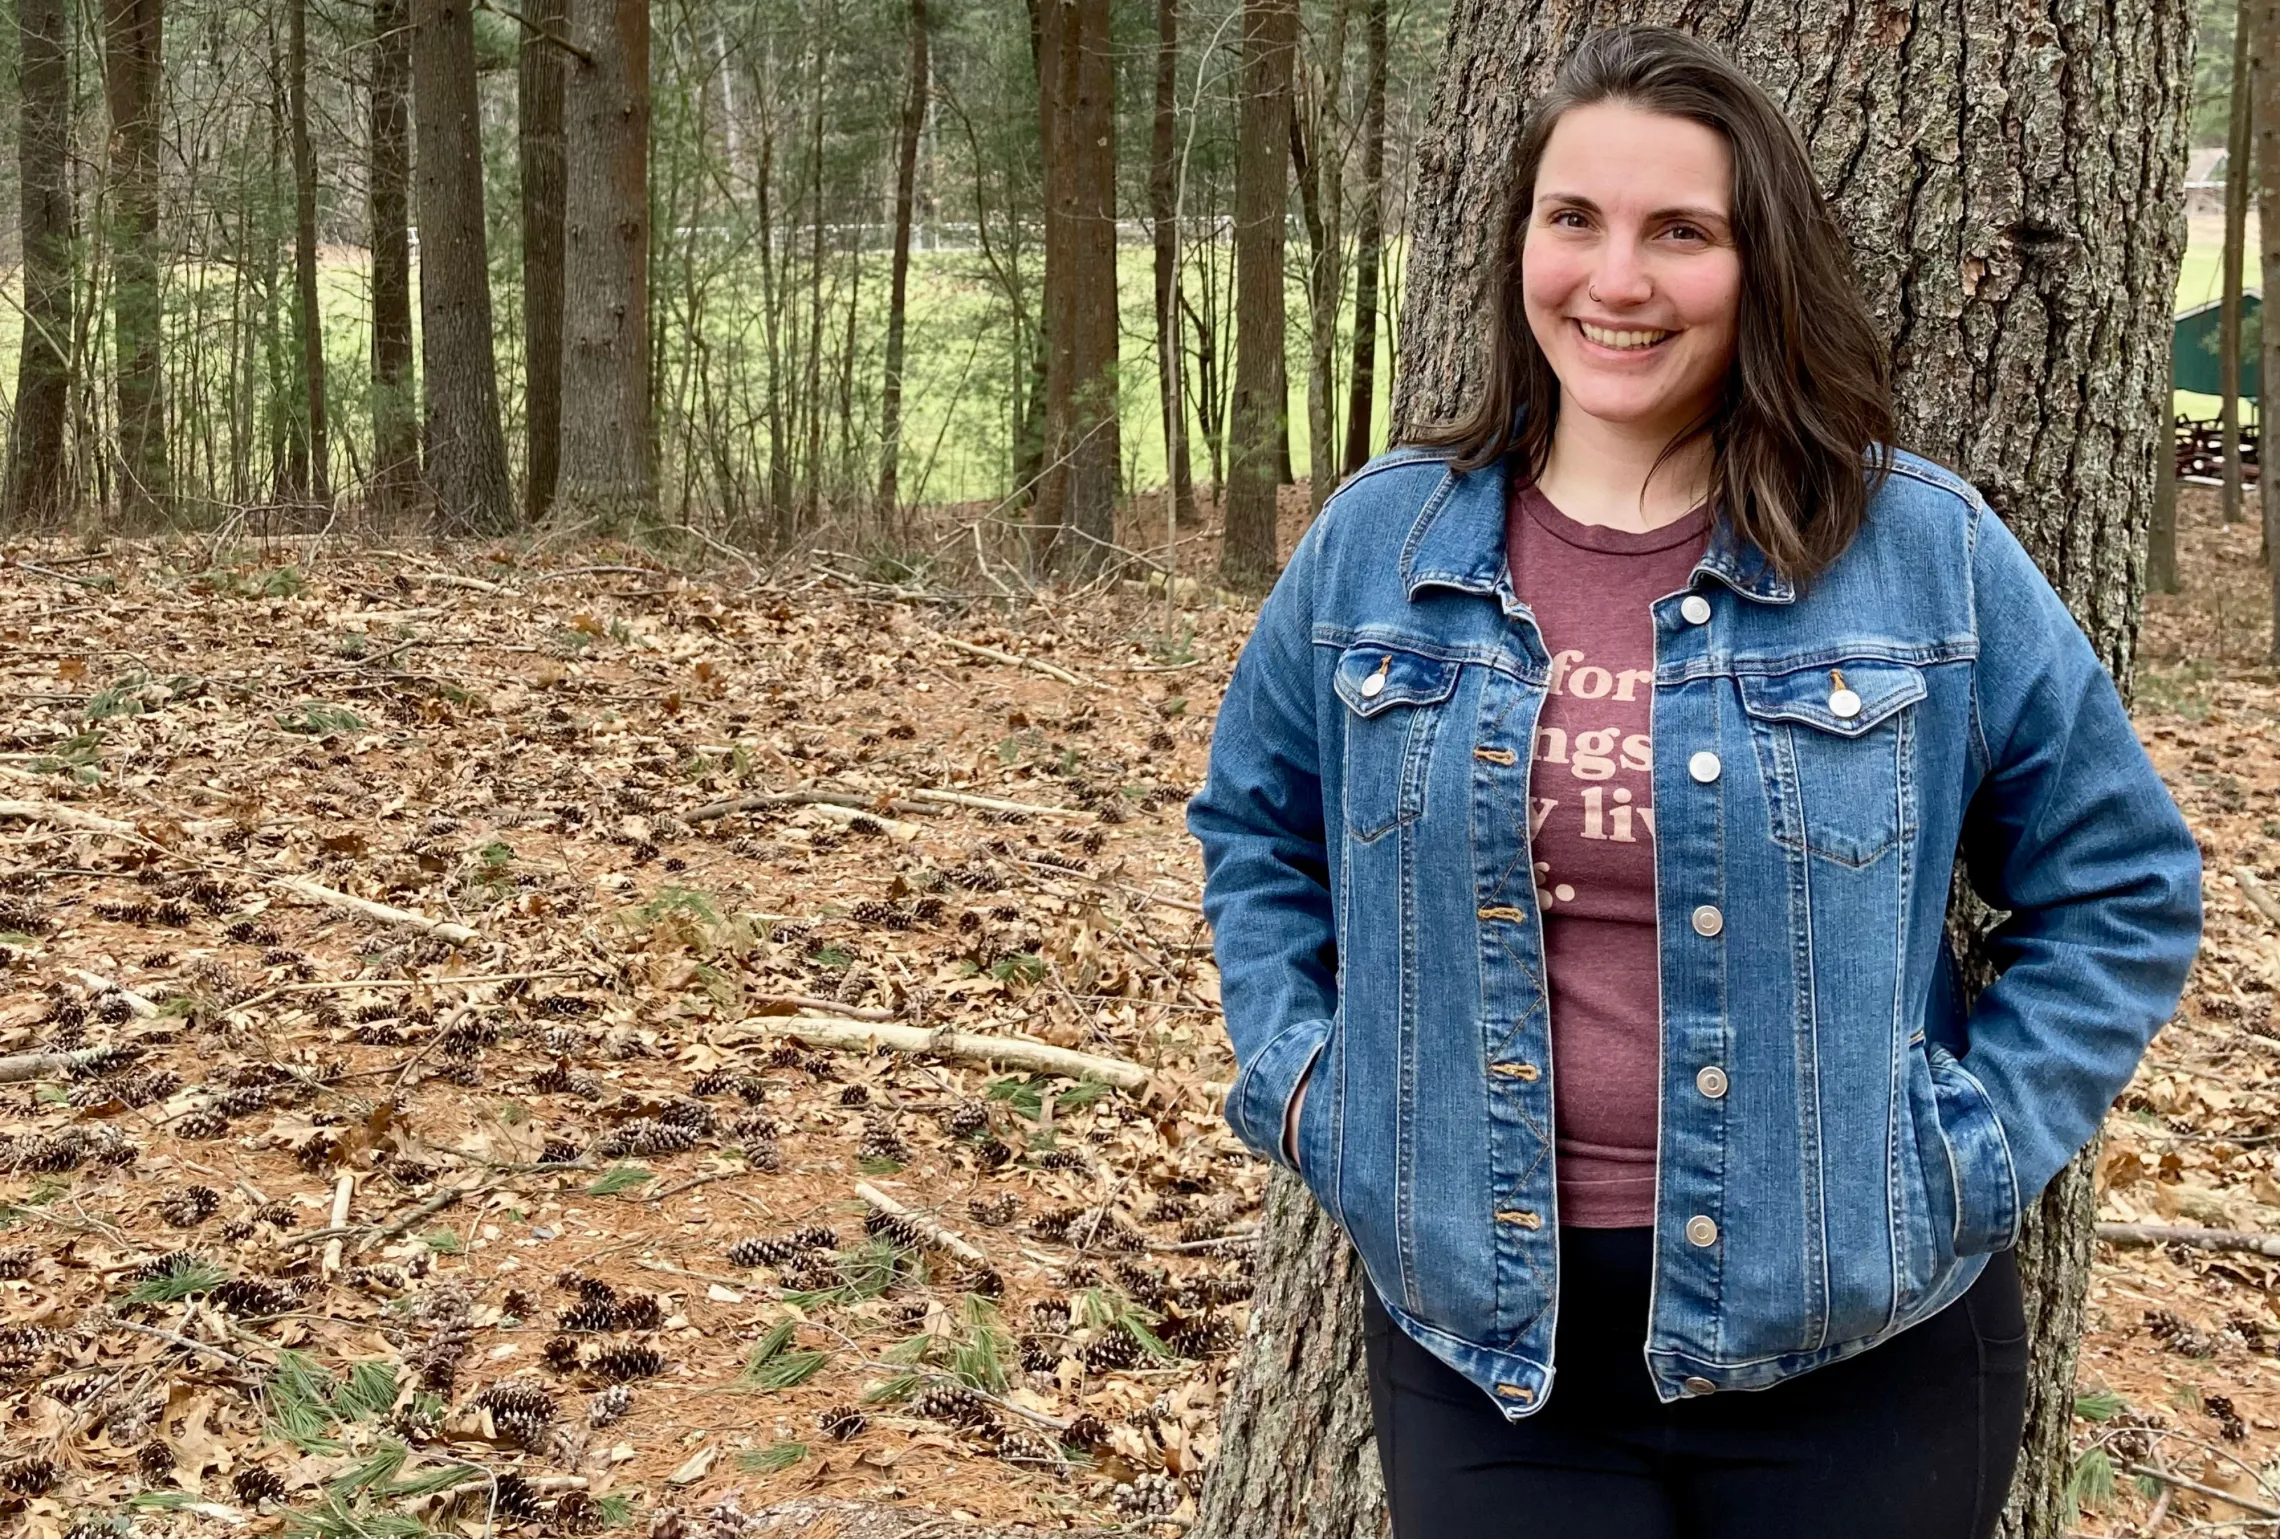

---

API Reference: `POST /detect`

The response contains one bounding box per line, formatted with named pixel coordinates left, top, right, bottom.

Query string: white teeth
left=1579, top=321, right=1671, bottom=350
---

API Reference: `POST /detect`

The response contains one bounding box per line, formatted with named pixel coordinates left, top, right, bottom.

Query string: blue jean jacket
left=1186, top=443, right=2201, bottom=1414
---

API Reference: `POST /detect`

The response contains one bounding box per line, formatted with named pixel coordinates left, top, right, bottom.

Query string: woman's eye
left=1666, top=224, right=1706, bottom=243
left=1549, top=209, right=1588, bottom=229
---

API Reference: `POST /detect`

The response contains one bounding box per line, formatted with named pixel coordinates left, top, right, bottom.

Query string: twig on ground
left=722, top=1014, right=1150, bottom=1091
left=0, top=1046, right=139, bottom=1083
left=854, top=1180, right=988, bottom=1264
left=2096, top=1222, right=2280, bottom=1259
left=269, top=875, right=479, bottom=945
left=2119, top=1463, right=2280, bottom=1521
left=922, top=631, right=1101, bottom=690
left=2235, top=867, right=2280, bottom=929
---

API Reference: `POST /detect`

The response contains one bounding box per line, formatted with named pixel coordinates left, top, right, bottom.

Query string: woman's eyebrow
left=1534, top=191, right=1730, bottom=225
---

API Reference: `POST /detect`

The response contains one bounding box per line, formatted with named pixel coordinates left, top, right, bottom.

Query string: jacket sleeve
left=1185, top=514, right=1338, bottom=1174
left=1952, top=498, right=2203, bottom=1244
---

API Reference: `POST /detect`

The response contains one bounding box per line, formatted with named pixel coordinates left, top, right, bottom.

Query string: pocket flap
left=1334, top=645, right=1461, bottom=719
left=1738, top=659, right=1925, bottom=737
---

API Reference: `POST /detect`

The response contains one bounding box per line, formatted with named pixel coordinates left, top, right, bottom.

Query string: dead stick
left=2096, top=1222, right=2280, bottom=1258
left=2118, top=1462, right=2280, bottom=1520
left=270, top=875, right=479, bottom=946
left=854, top=1181, right=987, bottom=1263
left=746, top=995, right=895, bottom=1022
left=925, top=632, right=1101, bottom=690
left=724, top=1014, right=1149, bottom=1091
left=2236, top=867, right=2280, bottom=929
left=0, top=1047, right=133, bottom=1084
left=322, top=1174, right=356, bottom=1277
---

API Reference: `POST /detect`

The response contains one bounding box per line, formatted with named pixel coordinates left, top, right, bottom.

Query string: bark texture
left=1219, top=0, right=1297, bottom=588
left=1036, top=0, right=1121, bottom=576
left=104, top=0, right=168, bottom=525
left=519, top=0, right=569, bottom=525
left=878, top=0, right=928, bottom=515
left=370, top=0, right=420, bottom=521
left=5, top=0, right=74, bottom=529
left=2258, top=0, right=2280, bottom=660
left=1204, top=9, right=2194, bottom=1539
left=289, top=0, right=330, bottom=504
left=554, top=0, right=653, bottom=529
left=1339, top=0, right=1388, bottom=479
left=411, top=0, right=516, bottom=535
left=1151, top=0, right=1198, bottom=530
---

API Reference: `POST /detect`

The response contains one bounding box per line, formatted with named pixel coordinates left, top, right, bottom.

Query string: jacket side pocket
left=1925, top=1042, right=2023, bottom=1256
left=1226, top=1015, right=1333, bottom=1176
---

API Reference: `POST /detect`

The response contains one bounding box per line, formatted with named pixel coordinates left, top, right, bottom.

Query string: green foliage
left=986, top=949, right=1045, bottom=985
left=2067, top=1446, right=2117, bottom=1518
left=262, top=1351, right=398, bottom=1454
left=736, top=1442, right=810, bottom=1473
left=951, top=1295, right=1014, bottom=1392
left=123, top=1256, right=229, bottom=1304
left=860, top=1372, right=924, bottom=1405
left=276, top=702, right=368, bottom=738
left=985, top=1072, right=1113, bottom=1120
left=420, top=1227, right=464, bottom=1255
left=587, top=1165, right=654, bottom=1196
left=806, top=944, right=855, bottom=970
left=737, top=1319, right=831, bottom=1388
left=2074, top=1387, right=2128, bottom=1422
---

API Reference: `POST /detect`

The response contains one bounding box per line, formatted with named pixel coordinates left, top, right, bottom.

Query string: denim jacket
left=1186, top=442, right=2201, bottom=1414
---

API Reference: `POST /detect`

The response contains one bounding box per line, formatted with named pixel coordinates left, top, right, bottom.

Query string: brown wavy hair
left=1404, top=26, right=1895, bottom=585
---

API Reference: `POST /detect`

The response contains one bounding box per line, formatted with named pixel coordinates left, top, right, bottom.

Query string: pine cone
left=0, top=1244, right=34, bottom=1281
left=589, top=1343, right=665, bottom=1382
left=1018, top=1335, right=1060, bottom=1373
left=544, top=1335, right=584, bottom=1372
left=559, top=1299, right=618, bottom=1333
left=994, top=1430, right=1058, bottom=1464
left=587, top=1384, right=631, bottom=1427
left=210, top=1277, right=299, bottom=1316
left=861, top=1207, right=926, bottom=1250
left=690, top=1069, right=739, bottom=1097
left=538, top=1138, right=582, bottom=1165
left=596, top=1119, right=696, bottom=1158
left=818, top=1405, right=866, bottom=1440
left=137, top=1438, right=175, bottom=1484
left=1082, top=1329, right=1143, bottom=1373
left=1061, top=1412, right=1108, bottom=1450
left=943, top=1101, right=990, bottom=1139
left=231, top=1466, right=285, bottom=1507
left=908, top=1383, right=997, bottom=1430
left=966, top=1192, right=1019, bottom=1227
left=616, top=1292, right=664, bottom=1331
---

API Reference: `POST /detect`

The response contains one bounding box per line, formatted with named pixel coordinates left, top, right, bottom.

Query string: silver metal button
left=1687, top=751, right=1721, bottom=784
left=1360, top=671, right=1385, bottom=698
left=1685, top=1215, right=1718, bottom=1246
left=1829, top=686, right=1861, bottom=719
left=1690, top=904, right=1723, bottom=937
left=1679, top=594, right=1712, bottom=625
left=1695, top=1065, right=1729, bottom=1099
left=1683, top=1375, right=1716, bottom=1395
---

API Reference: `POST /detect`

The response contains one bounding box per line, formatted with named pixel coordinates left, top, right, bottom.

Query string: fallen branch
left=270, top=876, right=478, bottom=946
left=0, top=1046, right=136, bottom=1083
left=687, top=784, right=1088, bottom=828
left=2117, top=1461, right=2280, bottom=1520
left=0, top=798, right=146, bottom=838
left=2235, top=867, right=2280, bottom=930
left=854, top=1181, right=988, bottom=1264
left=724, top=1014, right=1149, bottom=1092
left=924, top=631, right=1101, bottom=690
left=65, top=968, right=159, bottom=1017
left=747, top=995, right=896, bottom=1022
left=901, top=787, right=1091, bottom=821
left=679, top=790, right=926, bottom=840
left=2095, top=1221, right=2280, bottom=1259
left=322, top=1173, right=356, bottom=1277
left=222, top=966, right=598, bottom=1017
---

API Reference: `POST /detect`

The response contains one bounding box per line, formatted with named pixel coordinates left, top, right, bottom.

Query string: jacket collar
left=1398, top=448, right=1796, bottom=606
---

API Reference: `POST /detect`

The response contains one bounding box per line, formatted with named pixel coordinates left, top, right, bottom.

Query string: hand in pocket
left=1283, top=1068, right=1312, bottom=1167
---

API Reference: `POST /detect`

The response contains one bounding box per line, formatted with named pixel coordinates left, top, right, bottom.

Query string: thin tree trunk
left=1220, top=0, right=1297, bottom=588
left=1151, top=0, right=1198, bottom=529
left=2150, top=376, right=2179, bottom=596
left=410, top=0, right=516, bottom=535
left=2226, top=0, right=2252, bottom=529
left=370, top=0, right=419, bottom=522
left=554, top=0, right=653, bottom=530
left=289, top=0, right=328, bottom=505
left=878, top=0, right=928, bottom=515
left=103, top=0, right=167, bottom=526
left=2258, top=0, right=2280, bottom=661
left=1339, top=0, right=1386, bottom=477
left=1296, top=0, right=1351, bottom=515
left=1201, top=6, right=2197, bottom=1537
left=5, top=0, right=74, bottom=530
left=519, top=0, right=568, bottom=525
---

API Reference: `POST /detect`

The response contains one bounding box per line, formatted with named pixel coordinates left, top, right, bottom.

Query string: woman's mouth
left=1575, top=319, right=1675, bottom=354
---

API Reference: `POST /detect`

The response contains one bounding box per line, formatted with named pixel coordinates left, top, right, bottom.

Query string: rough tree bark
left=1219, top=0, right=1297, bottom=588
left=288, top=0, right=329, bottom=505
left=554, top=0, right=653, bottom=530
left=5, top=0, right=73, bottom=530
left=1151, top=0, right=1199, bottom=530
left=518, top=0, right=568, bottom=525
left=1036, top=0, right=1121, bottom=576
left=2258, top=0, right=2280, bottom=660
left=1339, top=0, right=1388, bottom=479
left=411, top=0, right=516, bottom=535
left=103, top=0, right=168, bottom=525
left=878, top=0, right=928, bottom=517
left=2226, top=0, right=2252, bottom=529
left=370, top=0, right=419, bottom=521
left=1197, top=9, right=2193, bottom=1539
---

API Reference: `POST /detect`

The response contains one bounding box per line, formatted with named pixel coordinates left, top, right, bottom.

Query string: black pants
left=1361, top=1226, right=2030, bottom=1538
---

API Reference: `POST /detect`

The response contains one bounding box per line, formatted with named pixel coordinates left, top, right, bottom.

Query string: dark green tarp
left=2175, top=294, right=2261, bottom=400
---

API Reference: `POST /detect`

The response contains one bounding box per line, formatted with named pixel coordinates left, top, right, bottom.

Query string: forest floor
left=0, top=481, right=2274, bottom=1539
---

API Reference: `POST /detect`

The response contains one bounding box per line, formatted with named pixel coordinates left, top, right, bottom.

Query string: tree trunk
left=1220, top=0, right=1297, bottom=589
left=1294, top=0, right=1352, bottom=517
left=1037, top=0, right=1121, bottom=577
left=519, top=0, right=568, bottom=525
left=1339, top=0, right=1387, bottom=478
left=2259, top=0, right=2280, bottom=661
left=1151, top=0, right=1198, bottom=530
left=2226, top=0, right=2253, bottom=529
left=878, top=0, right=929, bottom=516
left=554, top=0, right=653, bottom=530
left=1202, top=9, right=2196, bottom=1538
left=5, top=0, right=73, bottom=530
left=103, top=0, right=168, bottom=526
left=411, top=0, right=516, bottom=535
left=289, top=0, right=329, bottom=506
left=2150, top=380, right=2179, bottom=597
left=370, top=0, right=419, bottom=522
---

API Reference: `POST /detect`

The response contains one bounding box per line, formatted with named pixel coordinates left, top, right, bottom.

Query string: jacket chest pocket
left=1738, top=660, right=1925, bottom=868
left=1332, top=643, right=1461, bottom=843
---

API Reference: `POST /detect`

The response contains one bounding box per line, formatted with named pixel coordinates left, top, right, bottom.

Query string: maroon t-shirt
left=1507, top=478, right=1710, bottom=1228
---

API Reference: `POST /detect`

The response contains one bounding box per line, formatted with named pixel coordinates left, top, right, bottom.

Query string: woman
left=1185, top=26, right=2201, bottom=1539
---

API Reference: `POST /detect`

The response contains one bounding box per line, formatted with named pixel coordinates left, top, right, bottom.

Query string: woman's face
left=1521, top=101, right=1743, bottom=444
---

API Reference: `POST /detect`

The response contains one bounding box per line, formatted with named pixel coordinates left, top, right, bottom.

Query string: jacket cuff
left=1225, top=1016, right=1331, bottom=1174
